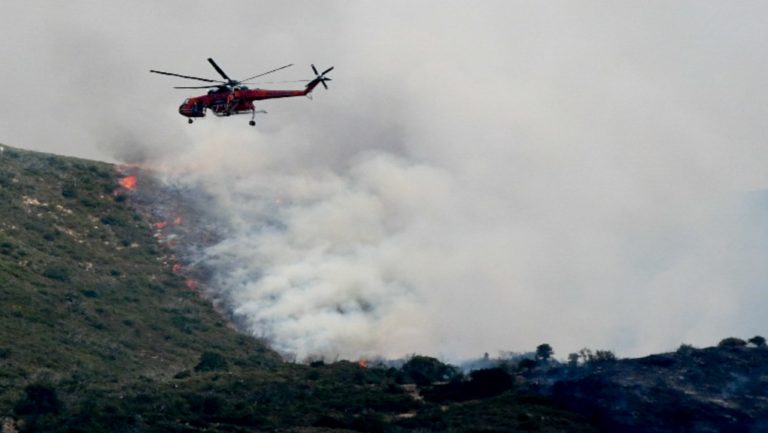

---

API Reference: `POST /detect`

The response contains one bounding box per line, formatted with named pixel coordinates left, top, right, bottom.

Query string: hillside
left=0, top=145, right=597, bottom=432
left=4, top=144, right=766, bottom=432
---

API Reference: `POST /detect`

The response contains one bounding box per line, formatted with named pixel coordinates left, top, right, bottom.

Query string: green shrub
left=14, top=383, right=62, bottom=415
left=174, top=370, right=191, bottom=379
left=43, top=267, right=71, bottom=283
left=100, top=214, right=124, bottom=226
left=61, top=184, right=78, bottom=198
left=401, top=355, right=460, bottom=386
left=194, top=352, right=228, bottom=372
left=81, top=289, right=98, bottom=298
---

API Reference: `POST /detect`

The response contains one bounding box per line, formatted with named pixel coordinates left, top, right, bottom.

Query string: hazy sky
left=3, top=1, right=768, bottom=360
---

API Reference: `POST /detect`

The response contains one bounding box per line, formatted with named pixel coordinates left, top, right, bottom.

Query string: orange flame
left=173, top=216, right=182, bottom=225
left=358, top=358, right=368, bottom=368
left=119, top=175, right=137, bottom=190
left=172, top=263, right=182, bottom=274
left=154, top=221, right=168, bottom=229
left=185, top=279, right=199, bottom=290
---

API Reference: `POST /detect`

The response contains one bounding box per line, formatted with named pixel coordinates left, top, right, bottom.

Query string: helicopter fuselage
left=178, top=85, right=316, bottom=119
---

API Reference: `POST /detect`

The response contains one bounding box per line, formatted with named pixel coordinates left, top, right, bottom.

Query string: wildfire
left=118, top=175, right=137, bottom=190
left=358, top=358, right=368, bottom=368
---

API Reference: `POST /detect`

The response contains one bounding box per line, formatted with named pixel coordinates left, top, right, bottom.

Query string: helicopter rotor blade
left=173, top=85, right=225, bottom=89
left=321, top=66, right=334, bottom=75
left=207, top=58, right=231, bottom=81
left=311, top=64, right=319, bottom=76
left=150, top=69, right=224, bottom=83
left=240, top=64, right=294, bottom=82
left=240, top=79, right=310, bottom=85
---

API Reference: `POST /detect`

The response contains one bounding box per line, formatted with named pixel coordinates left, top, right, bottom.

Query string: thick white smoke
left=162, top=111, right=768, bottom=360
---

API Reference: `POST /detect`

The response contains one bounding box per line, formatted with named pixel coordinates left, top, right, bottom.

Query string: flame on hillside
left=119, top=175, right=137, bottom=190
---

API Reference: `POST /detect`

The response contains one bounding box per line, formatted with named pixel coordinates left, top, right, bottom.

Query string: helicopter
left=150, top=58, right=333, bottom=126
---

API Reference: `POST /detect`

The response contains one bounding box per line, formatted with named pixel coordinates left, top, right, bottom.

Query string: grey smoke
left=2, top=2, right=768, bottom=359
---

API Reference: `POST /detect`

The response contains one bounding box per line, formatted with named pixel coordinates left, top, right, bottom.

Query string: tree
left=567, top=353, right=580, bottom=367
left=593, top=350, right=617, bottom=363
left=578, top=348, right=593, bottom=363
left=748, top=336, right=766, bottom=348
left=535, top=344, right=554, bottom=361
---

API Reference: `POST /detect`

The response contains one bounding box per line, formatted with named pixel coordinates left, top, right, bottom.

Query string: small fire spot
left=185, top=279, right=199, bottom=290
left=172, top=263, right=183, bottom=274
left=358, top=358, right=368, bottom=368
left=119, top=175, right=137, bottom=190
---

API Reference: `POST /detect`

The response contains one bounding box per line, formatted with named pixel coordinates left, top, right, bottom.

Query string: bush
left=174, top=370, right=191, bottom=379
left=61, top=184, right=77, bottom=198
left=14, top=384, right=62, bottom=415
left=81, top=289, right=98, bottom=298
left=194, top=352, right=228, bottom=372
left=718, top=337, right=747, bottom=348
left=100, top=214, right=124, bottom=226
left=423, top=368, right=514, bottom=402
left=466, top=368, right=514, bottom=398
left=401, top=355, right=460, bottom=386
left=43, top=267, right=71, bottom=283
left=748, top=336, right=766, bottom=348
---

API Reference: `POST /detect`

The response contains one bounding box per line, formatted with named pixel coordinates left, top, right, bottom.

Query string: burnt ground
left=527, top=345, right=768, bottom=432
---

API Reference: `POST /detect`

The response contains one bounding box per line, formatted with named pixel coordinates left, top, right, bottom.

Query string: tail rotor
left=309, top=64, right=334, bottom=90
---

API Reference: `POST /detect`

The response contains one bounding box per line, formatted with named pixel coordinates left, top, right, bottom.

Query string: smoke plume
left=3, top=2, right=768, bottom=360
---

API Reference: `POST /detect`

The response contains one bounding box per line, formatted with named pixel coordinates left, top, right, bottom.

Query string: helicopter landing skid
left=249, top=109, right=268, bottom=126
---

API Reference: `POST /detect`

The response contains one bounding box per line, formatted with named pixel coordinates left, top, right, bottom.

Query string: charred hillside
left=543, top=342, right=768, bottom=433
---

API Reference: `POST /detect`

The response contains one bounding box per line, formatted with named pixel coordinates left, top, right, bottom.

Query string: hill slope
left=0, top=145, right=280, bottom=415
left=0, top=145, right=597, bottom=432
left=6, top=144, right=768, bottom=432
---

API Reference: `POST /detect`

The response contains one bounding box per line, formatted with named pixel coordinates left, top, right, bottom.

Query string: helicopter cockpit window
left=183, top=99, right=191, bottom=105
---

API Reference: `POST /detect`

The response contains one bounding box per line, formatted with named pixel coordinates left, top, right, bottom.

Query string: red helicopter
left=150, top=58, right=333, bottom=126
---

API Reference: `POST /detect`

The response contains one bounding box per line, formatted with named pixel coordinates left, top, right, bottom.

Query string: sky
left=2, top=1, right=768, bottom=360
